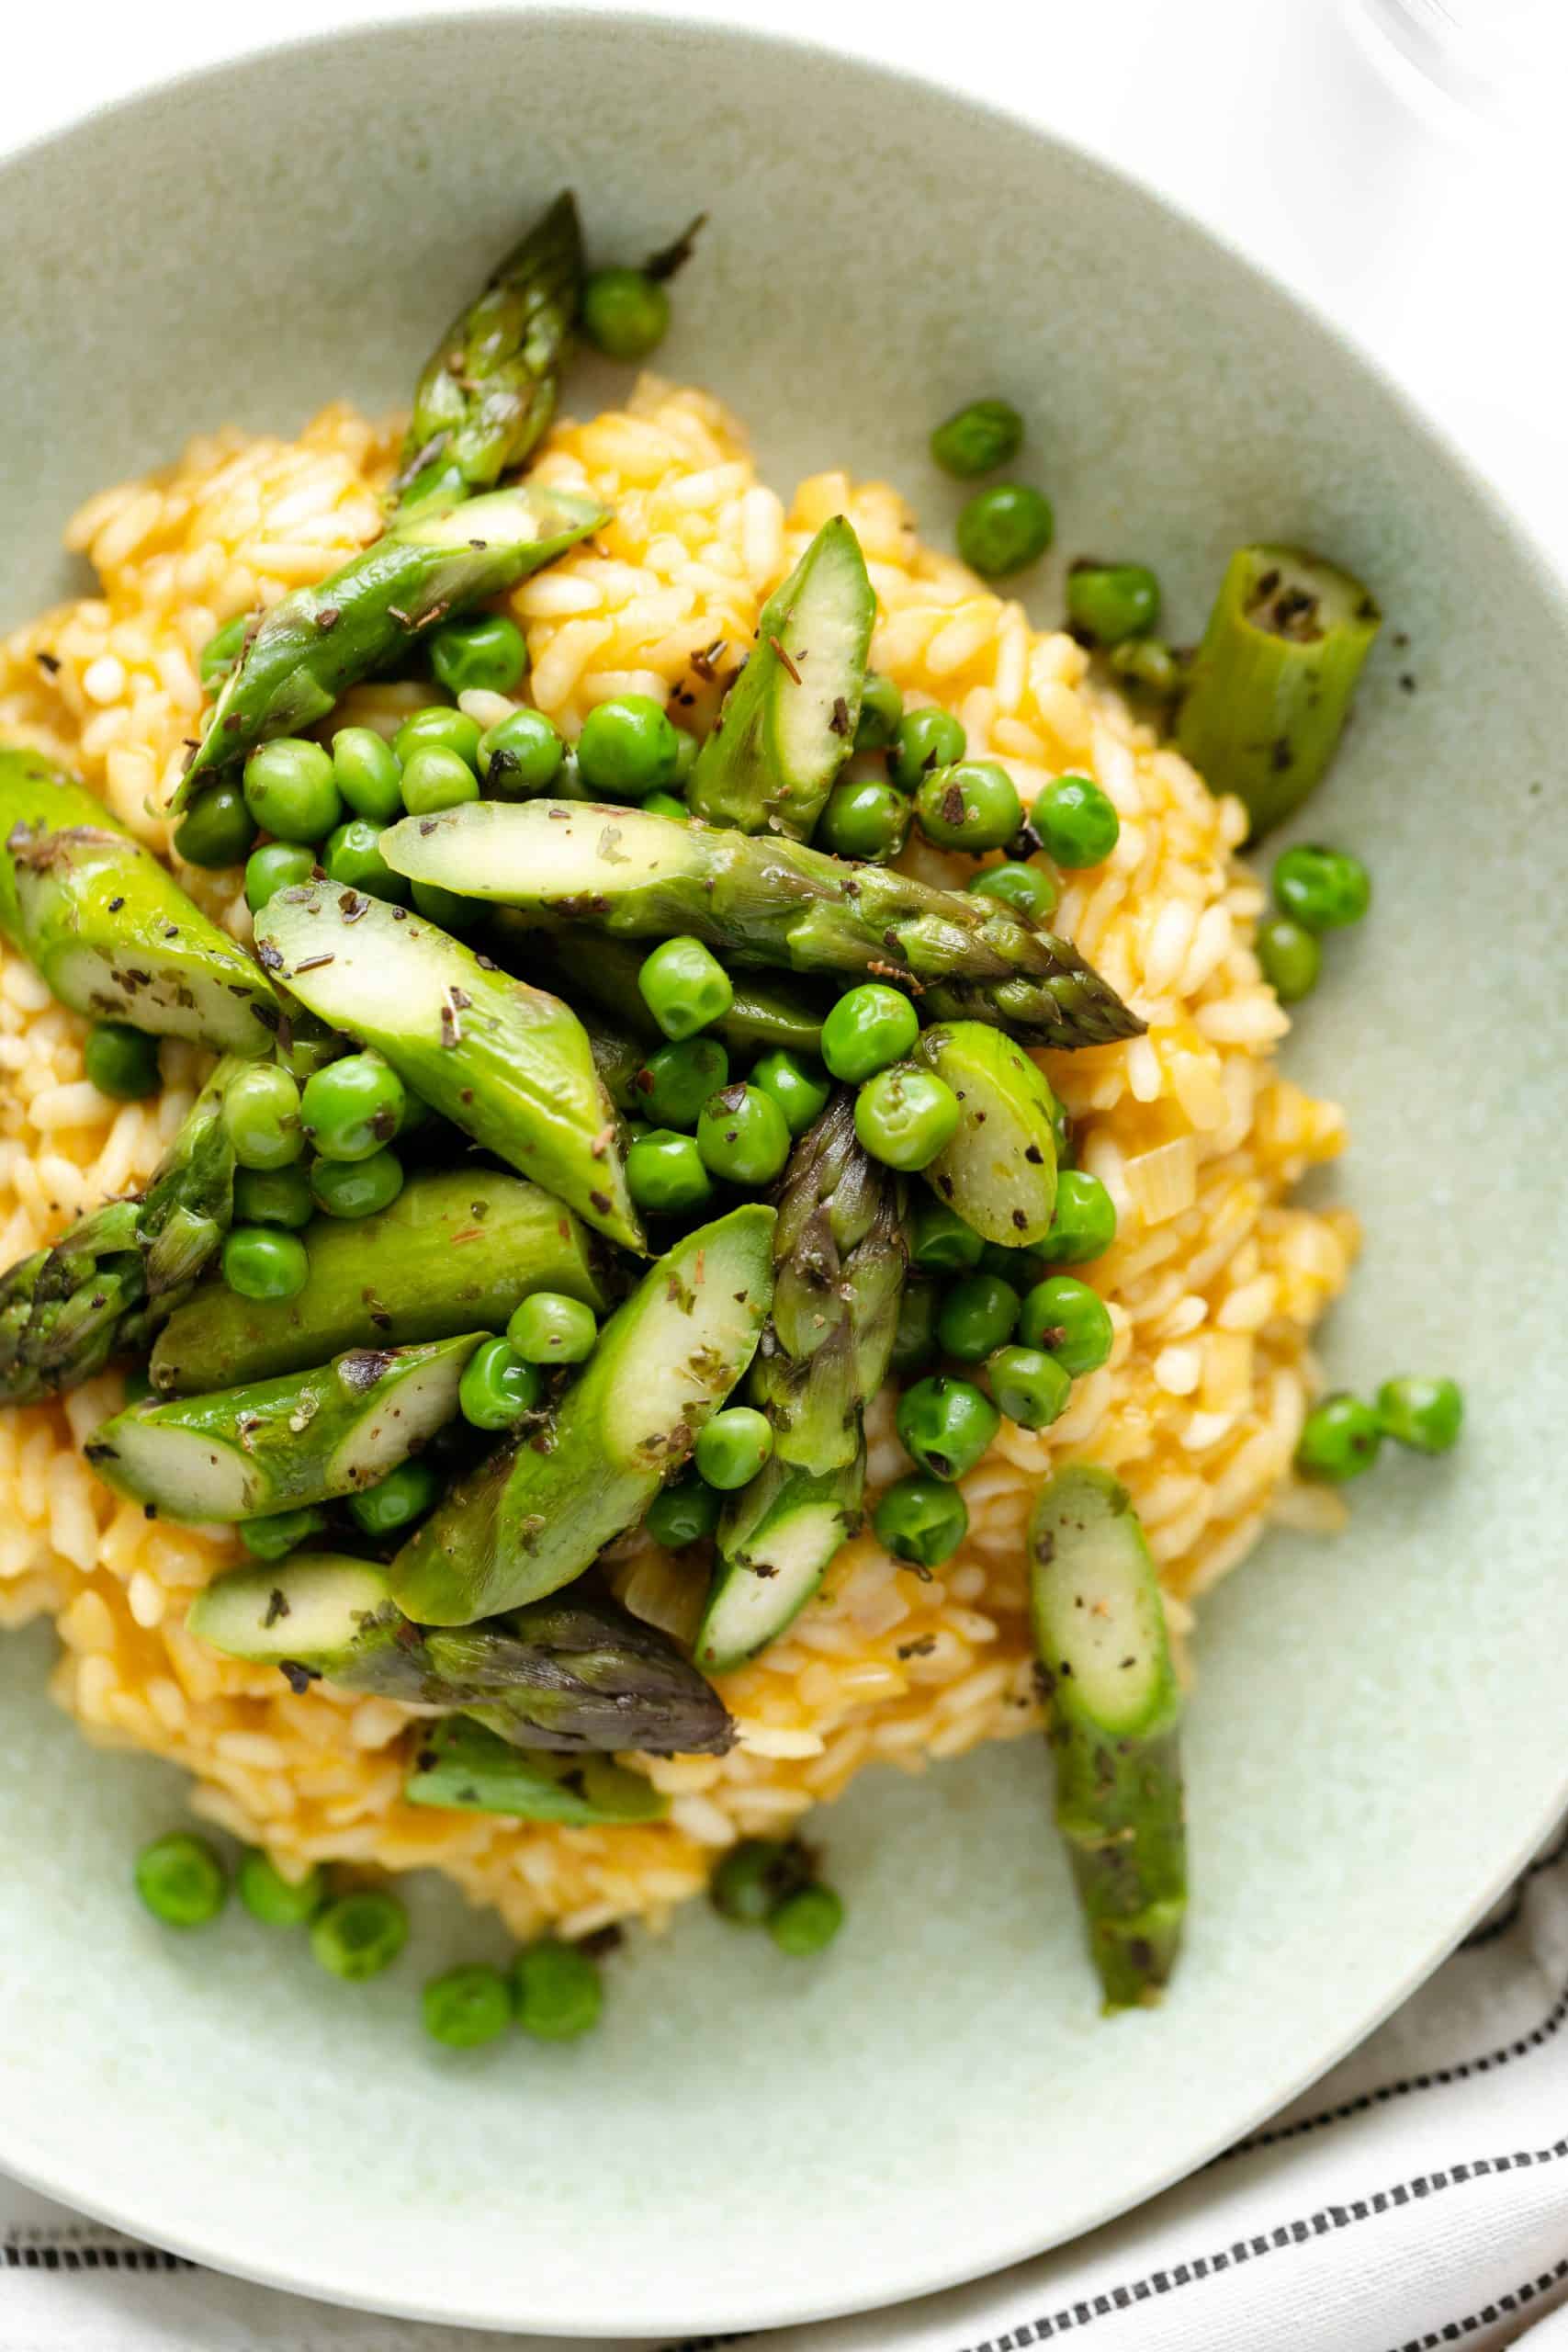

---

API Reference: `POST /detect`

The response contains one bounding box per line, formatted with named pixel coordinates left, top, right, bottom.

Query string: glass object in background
left=1346, top=0, right=1565, bottom=141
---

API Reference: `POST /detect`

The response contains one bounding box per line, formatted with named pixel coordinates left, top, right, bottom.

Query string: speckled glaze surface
left=0, top=12, right=1564, bottom=2338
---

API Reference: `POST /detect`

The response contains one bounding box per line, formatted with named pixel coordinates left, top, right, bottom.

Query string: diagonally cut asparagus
left=390, top=1204, right=775, bottom=1626
left=1028, top=1464, right=1187, bottom=2012
left=254, top=880, right=641, bottom=1251
left=381, top=800, right=1144, bottom=1050
left=404, top=1715, right=667, bottom=1823
left=86, top=1333, right=483, bottom=1521
left=915, top=1021, right=1058, bottom=1247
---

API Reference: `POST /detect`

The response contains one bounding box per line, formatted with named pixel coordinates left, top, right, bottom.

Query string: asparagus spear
left=515, top=922, right=826, bottom=1057
left=696, top=1095, right=905, bottom=1672
left=1028, top=1464, right=1187, bottom=2012
left=188, top=1558, right=734, bottom=1754
left=381, top=801, right=1144, bottom=1051
left=1175, top=545, right=1382, bottom=837
left=177, top=484, right=607, bottom=800
left=0, top=750, right=281, bottom=1053
left=915, top=1022, right=1058, bottom=1247
left=86, top=1334, right=482, bottom=1521
left=688, top=517, right=875, bottom=839
left=152, top=1169, right=610, bottom=1394
left=404, top=1714, right=668, bottom=1823
left=390, top=193, right=583, bottom=519
left=254, top=880, right=641, bottom=1250
left=391, top=1204, right=775, bottom=1625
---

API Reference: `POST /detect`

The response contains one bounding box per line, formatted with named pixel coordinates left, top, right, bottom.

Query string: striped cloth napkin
left=2, top=1825, right=1564, bottom=2352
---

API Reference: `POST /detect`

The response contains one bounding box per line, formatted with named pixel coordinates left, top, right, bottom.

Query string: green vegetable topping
left=134, top=1831, right=228, bottom=1928
left=889, top=1283, right=938, bottom=1375
left=237, top=1850, right=327, bottom=1928
left=1295, top=1392, right=1383, bottom=1482
left=1043, top=1169, right=1118, bottom=1263
left=232, top=1163, right=314, bottom=1230
left=626, top=1127, right=713, bottom=1215
left=750, top=1048, right=831, bottom=1137
left=508, top=1290, right=598, bottom=1365
left=914, top=760, right=1022, bottom=854
left=1019, top=1274, right=1114, bottom=1375
left=852, top=1065, right=961, bottom=1171
left=393, top=707, right=482, bottom=772
left=1256, top=914, right=1321, bottom=1004
left=888, top=707, right=966, bottom=791
left=512, top=1938, right=603, bottom=2040
left=1272, top=843, right=1371, bottom=933
left=331, top=727, right=405, bottom=823
left=821, top=984, right=920, bottom=1084
left=348, top=1458, right=441, bottom=1536
left=478, top=707, right=564, bottom=798
left=1376, top=1374, right=1463, bottom=1455
left=85, top=1022, right=161, bottom=1102
left=897, top=1374, right=999, bottom=1481
left=967, top=860, right=1058, bottom=922
left=221, top=1064, right=303, bottom=1172
left=174, top=782, right=256, bottom=870
left=198, top=616, right=251, bottom=690
left=244, top=840, right=316, bottom=913
left=710, top=1838, right=808, bottom=1925
left=429, top=611, right=529, bottom=698
left=300, top=1053, right=406, bottom=1165
left=768, top=1882, right=844, bottom=1957
left=242, top=738, right=343, bottom=843
left=237, top=1505, right=330, bottom=1561
left=817, top=775, right=910, bottom=863
left=222, top=1226, right=309, bottom=1304
left=853, top=671, right=903, bottom=751
left=1032, top=774, right=1120, bottom=869
left=457, top=1335, right=543, bottom=1431
left=642, top=791, right=688, bottom=820
left=423, top=1962, right=513, bottom=2049
left=872, top=1472, right=968, bottom=1567
left=401, top=744, right=481, bottom=817
left=695, top=1084, right=791, bottom=1188
left=908, top=1199, right=985, bottom=1273
left=638, top=935, right=734, bottom=1040
left=987, top=1342, right=1072, bottom=1430
left=578, top=695, right=680, bottom=799
left=582, top=267, right=671, bottom=362
left=1110, top=637, right=1183, bottom=695
left=646, top=1473, right=724, bottom=1549
left=410, top=879, right=482, bottom=935
left=671, top=729, right=699, bottom=786
left=310, top=1889, right=410, bottom=1982
left=957, top=483, right=1054, bottom=579
left=931, top=397, right=1024, bottom=480
left=935, top=1271, right=1020, bottom=1362
left=1066, top=562, right=1161, bottom=647
left=635, top=1036, right=728, bottom=1129
left=309, top=1148, right=404, bottom=1221
left=694, top=1404, right=775, bottom=1491
left=321, top=817, right=410, bottom=903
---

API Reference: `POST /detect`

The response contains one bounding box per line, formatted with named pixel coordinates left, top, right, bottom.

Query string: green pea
left=908, top=1199, right=985, bottom=1273
left=817, top=775, right=910, bottom=863
left=1066, top=562, right=1162, bottom=647
left=321, top=818, right=410, bottom=904
left=750, top=1048, right=831, bottom=1137
left=393, top=706, right=482, bottom=772
left=310, top=1889, right=409, bottom=1982
left=889, top=707, right=966, bottom=792
left=931, top=396, right=1024, bottom=479
left=478, top=707, right=564, bottom=799
left=174, top=782, right=256, bottom=869
left=968, top=860, right=1058, bottom=922
left=1032, top=774, right=1120, bottom=869
left=458, top=1336, right=543, bottom=1431
left=244, top=840, right=317, bottom=913
left=956, top=483, right=1054, bottom=578
left=889, top=1283, right=939, bottom=1376
left=634, top=1036, right=728, bottom=1130
left=429, top=611, right=528, bottom=697
left=637, top=935, right=734, bottom=1041
left=348, top=1457, right=443, bottom=1536
left=935, top=1272, right=1020, bottom=1362
left=977, top=1243, right=1052, bottom=1293
left=1376, top=1375, right=1463, bottom=1455
left=768, top=1882, right=844, bottom=1957
left=237, top=1504, right=329, bottom=1561
left=1109, top=637, right=1182, bottom=695
left=710, top=1838, right=808, bottom=1925
left=694, top=1084, right=792, bottom=1188
left=1296, top=1392, right=1382, bottom=1483
left=198, top=615, right=251, bottom=690
left=626, top=1127, right=713, bottom=1216
left=646, top=1474, right=724, bottom=1549
left=853, top=670, right=903, bottom=751
left=1272, top=844, right=1371, bottom=933
left=232, top=1164, right=314, bottom=1230
left=987, top=1344, right=1072, bottom=1430
left=310, top=1148, right=404, bottom=1220
left=672, top=728, right=700, bottom=786
left=512, top=1938, right=604, bottom=2040
left=694, top=1405, right=774, bottom=1490
left=820, top=983, right=919, bottom=1084
left=872, top=1473, right=968, bottom=1568
left=423, top=1962, right=513, bottom=2050
left=411, top=879, right=482, bottom=935
left=242, top=738, right=343, bottom=843
left=300, top=1052, right=405, bottom=1164
left=578, top=695, right=681, bottom=799
left=134, top=1832, right=227, bottom=1928
left=331, top=726, right=405, bottom=822
left=237, top=1851, right=327, bottom=1928
left=85, top=1021, right=161, bottom=1102
left=852, top=1065, right=961, bottom=1171
left=896, top=1374, right=999, bottom=1481
left=1256, top=915, right=1321, bottom=1004
left=1019, top=1275, right=1114, bottom=1375
left=582, top=267, right=671, bottom=362
left=1043, top=1170, right=1118, bottom=1264
left=642, top=791, right=689, bottom=820
left=221, top=1064, right=303, bottom=1172
left=915, top=760, right=1022, bottom=854
left=400, top=743, right=481, bottom=817
left=508, top=1290, right=598, bottom=1365
left=122, top=1366, right=154, bottom=1405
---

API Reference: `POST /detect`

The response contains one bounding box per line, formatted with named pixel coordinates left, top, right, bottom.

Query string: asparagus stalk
left=688, top=517, right=875, bottom=839
left=177, top=484, right=607, bottom=800
left=1175, top=545, right=1382, bottom=837
left=391, top=1204, right=775, bottom=1625
left=0, top=750, right=281, bottom=1053
left=86, top=1333, right=482, bottom=1521
left=1028, top=1464, right=1187, bottom=2012
left=514, top=922, right=826, bottom=1057
left=696, top=1095, right=906, bottom=1673
left=254, top=880, right=640, bottom=1250
left=381, top=801, right=1144, bottom=1051
left=390, top=192, right=583, bottom=519
left=152, top=1169, right=610, bottom=1394
left=915, top=1022, right=1058, bottom=1247
left=404, top=1714, right=667, bottom=1823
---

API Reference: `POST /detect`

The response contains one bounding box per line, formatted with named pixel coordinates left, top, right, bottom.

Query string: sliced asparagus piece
left=404, top=1715, right=667, bottom=1823
left=86, top=1333, right=481, bottom=1521
left=186, top=1554, right=422, bottom=1696
left=1028, top=1464, right=1187, bottom=2012
left=915, top=1022, right=1058, bottom=1247
left=515, top=922, right=826, bottom=1057
left=688, top=516, right=875, bottom=839
left=391, top=1204, right=775, bottom=1625
left=152, top=1169, right=608, bottom=1395
left=1175, top=544, right=1382, bottom=837
left=178, top=484, right=607, bottom=799
left=0, top=750, right=280, bottom=1053
left=382, top=801, right=1144, bottom=1051
left=698, top=1452, right=863, bottom=1674
left=391, top=192, right=583, bottom=518
left=254, top=881, right=640, bottom=1250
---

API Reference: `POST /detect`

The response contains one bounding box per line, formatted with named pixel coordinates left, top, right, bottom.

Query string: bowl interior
left=1, top=13, right=1565, bottom=2337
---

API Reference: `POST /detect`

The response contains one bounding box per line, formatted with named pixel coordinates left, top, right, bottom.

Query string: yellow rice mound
left=0, top=383, right=1356, bottom=1941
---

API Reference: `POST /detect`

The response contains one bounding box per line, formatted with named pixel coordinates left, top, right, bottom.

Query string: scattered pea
left=222, top=1226, right=309, bottom=1303
left=508, top=1290, right=598, bottom=1365
left=646, top=1474, right=724, bottom=1550
left=85, top=1022, right=160, bottom=1102
left=987, top=1343, right=1072, bottom=1430
left=749, top=1048, right=831, bottom=1137
left=694, top=1405, right=774, bottom=1490
left=458, top=1336, right=543, bottom=1432
left=642, top=790, right=689, bottom=820
left=578, top=695, right=680, bottom=799
left=582, top=267, right=671, bottom=362
left=477, top=707, right=564, bottom=799
left=710, top=1838, right=809, bottom=1925
left=1377, top=1375, right=1463, bottom=1455
left=423, top=1962, right=513, bottom=2049
left=512, top=1938, right=603, bottom=2040
left=429, top=611, right=529, bottom=698
left=237, top=1851, right=327, bottom=1928
left=348, top=1458, right=444, bottom=1536
left=174, top=782, right=256, bottom=869
left=1066, top=561, right=1161, bottom=646
left=671, top=728, right=700, bottom=787
left=1295, top=1392, right=1383, bottom=1482
left=935, top=1272, right=1020, bottom=1362
left=626, top=1127, right=713, bottom=1215
left=232, top=1164, right=314, bottom=1230
left=393, top=706, right=483, bottom=772
left=818, top=774, right=910, bottom=863
left=908, top=1199, right=985, bottom=1273
left=968, top=860, right=1058, bottom=922
left=1109, top=636, right=1182, bottom=695
left=1272, top=844, right=1371, bottom=933
left=889, top=707, right=966, bottom=791
left=694, top=1084, right=791, bottom=1188
left=872, top=1473, right=968, bottom=1568
left=331, top=727, right=405, bottom=822
left=400, top=743, right=481, bottom=816
left=237, top=1505, right=329, bottom=1561
left=637, top=935, right=733, bottom=1040
left=1019, top=1275, right=1114, bottom=1375
left=956, top=483, right=1054, bottom=578
left=768, top=1883, right=845, bottom=1957
left=134, top=1832, right=227, bottom=1929
left=321, top=818, right=410, bottom=903
left=1257, top=914, right=1321, bottom=1004
left=310, top=1889, right=409, bottom=1982
left=853, top=670, right=903, bottom=751
left=300, top=1053, right=406, bottom=1164
left=914, top=760, right=1022, bottom=853
left=242, top=738, right=343, bottom=843
left=309, top=1148, right=404, bottom=1220
left=931, top=397, right=1024, bottom=480
left=821, top=984, right=919, bottom=1084
left=1032, top=774, right=1120, bottom=869
left=896, top=1374, right=999, bottom=1482
left=635, top=1036, right=728, bottom=1130
left=244, top=840, right=317, bottom=913
left=853, top=1065, right=961, bottom=1171
left=1043, top=1169, right=1118, bottom=1264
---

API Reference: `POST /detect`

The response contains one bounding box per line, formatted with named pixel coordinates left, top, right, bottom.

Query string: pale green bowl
left=0, top=13, right=1563, bottom=2339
